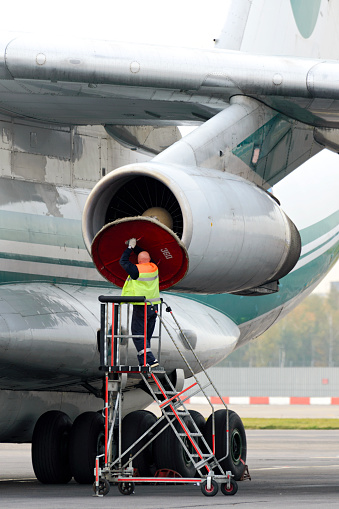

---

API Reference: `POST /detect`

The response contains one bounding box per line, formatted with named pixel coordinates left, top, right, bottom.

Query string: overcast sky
left=4, top=0, right=229, bottom=48
left=3, top=0, right=339, bottom=292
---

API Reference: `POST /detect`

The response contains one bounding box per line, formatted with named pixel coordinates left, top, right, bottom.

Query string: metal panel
left=13, top=123, right=71, bottom=159
left=72, top=132, right=101, bottom=186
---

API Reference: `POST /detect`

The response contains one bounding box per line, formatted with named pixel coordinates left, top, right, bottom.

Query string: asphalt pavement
left=1, top=429, right=339, bottom=508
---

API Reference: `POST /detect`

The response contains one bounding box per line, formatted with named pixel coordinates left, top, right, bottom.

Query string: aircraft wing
left=2, top=33, right=339, bottom=129
left=2, top=33, right=339, bottom=188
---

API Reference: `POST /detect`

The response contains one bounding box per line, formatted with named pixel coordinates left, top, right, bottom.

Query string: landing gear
left=188, top=409, right=206, bottom=438
left=122, top=410, right=158, bottom=476
left=69, top=411, right=105, bottom=484
left=153, top=414, right=197, bottom=477
left=121, top=409, right=206, bottom=477
left=32, top=410, right=105, bottom=485
left=203, top=409, right=247, bottom=480
left=32, top=410, right=72, bottom=484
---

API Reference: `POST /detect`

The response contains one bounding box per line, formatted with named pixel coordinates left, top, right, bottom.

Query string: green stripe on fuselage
left=0, top=210, right=84, bottom=249
left=300, top=210, right=339, bottom=246
left=0, top=269, right=111, bottom=287
left=0, top=251, right=93, bottom=268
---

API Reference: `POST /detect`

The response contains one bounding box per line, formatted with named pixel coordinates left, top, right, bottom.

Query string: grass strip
left=242, top=418, right=339, bottom=429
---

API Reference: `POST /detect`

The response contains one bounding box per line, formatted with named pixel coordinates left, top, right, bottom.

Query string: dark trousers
left=131, top=305, right=158, bottom=365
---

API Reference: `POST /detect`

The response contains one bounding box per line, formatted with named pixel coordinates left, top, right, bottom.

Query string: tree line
left=219, top=288, right=339, bottom=367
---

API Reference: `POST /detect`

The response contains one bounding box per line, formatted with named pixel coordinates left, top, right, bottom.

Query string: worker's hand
left=128, top=238, right=137, bottom=249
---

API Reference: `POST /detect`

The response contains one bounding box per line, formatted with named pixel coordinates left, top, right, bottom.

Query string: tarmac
left=1, top=426, right=339, bottom=508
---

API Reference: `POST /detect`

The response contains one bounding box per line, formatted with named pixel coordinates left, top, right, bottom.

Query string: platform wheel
left=118, top=481, right=135, bottom=495
left=200, top=479, right=218, bottom=497
left=221, top=478, right=238, bottom=496
left=92, top=478, right=110, bottom=496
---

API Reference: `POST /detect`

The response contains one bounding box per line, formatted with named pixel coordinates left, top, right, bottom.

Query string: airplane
left=0, top=0, right=339, bottom=487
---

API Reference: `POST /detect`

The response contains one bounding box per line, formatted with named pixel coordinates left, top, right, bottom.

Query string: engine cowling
left=82, top=162, right=301, bottom=294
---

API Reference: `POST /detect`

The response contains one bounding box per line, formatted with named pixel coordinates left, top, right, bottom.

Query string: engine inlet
left=104, top=176, right=184, bottom=239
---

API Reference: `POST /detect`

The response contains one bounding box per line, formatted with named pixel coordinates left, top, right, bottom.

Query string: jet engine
left=82, top=162, right=301, bottom=294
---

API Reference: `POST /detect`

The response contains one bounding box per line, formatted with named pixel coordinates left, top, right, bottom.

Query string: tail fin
left=216, top=0, right=339, bottom=59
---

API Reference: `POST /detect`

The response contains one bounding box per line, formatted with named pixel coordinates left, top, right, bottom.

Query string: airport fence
left=197, top=367, right=339, bottom=398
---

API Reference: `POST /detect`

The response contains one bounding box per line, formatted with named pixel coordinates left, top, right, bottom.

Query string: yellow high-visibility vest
left=121, top=262, right=160, bottom=305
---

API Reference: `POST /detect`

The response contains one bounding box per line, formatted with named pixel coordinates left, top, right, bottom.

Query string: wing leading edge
left=2, top=33, right=339, bottom=130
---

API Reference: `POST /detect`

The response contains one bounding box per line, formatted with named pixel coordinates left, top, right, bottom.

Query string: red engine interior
left=91, top=217, right=189, bottom=290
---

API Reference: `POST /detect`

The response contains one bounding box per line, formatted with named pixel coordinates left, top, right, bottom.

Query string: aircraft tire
left=153, top=415, right=196, bottom=477
left=69, top=411, right=104, bottom=484
left=188, top=409, right=206, bottom=440
left=122, top=410, right=158, bottom=476
left=188, top=409, right=207, bottom=475
left=32, top=410, right=73, bottom=484
left=203, top=409, right=247, bottom=481
left=188, top=409, right=206, bottom=431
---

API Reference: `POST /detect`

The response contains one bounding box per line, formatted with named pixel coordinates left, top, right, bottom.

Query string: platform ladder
left=93, top=295, right=239, bottom=498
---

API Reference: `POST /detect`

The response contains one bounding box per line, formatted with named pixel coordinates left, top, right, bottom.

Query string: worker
left=119, top=238, right=160, bottom=367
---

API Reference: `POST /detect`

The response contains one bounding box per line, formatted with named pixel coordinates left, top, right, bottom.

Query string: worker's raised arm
left=119, top=239, right=139, bottom=280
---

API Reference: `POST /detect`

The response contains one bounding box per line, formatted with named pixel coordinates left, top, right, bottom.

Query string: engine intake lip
left=82, top=163, right=193, bottom=254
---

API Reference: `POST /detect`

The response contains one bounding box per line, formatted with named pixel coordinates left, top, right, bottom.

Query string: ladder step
left=163, top=409, right=187, bottom=414
left=191, top=453, right=214, bottom=458
left=178, top=432, right=202, bottom=437
left=163, top=411, right=188, bottom=417
left=195, top=455, right=216, bottom=469
left=153, top=392, right=177, bottom=396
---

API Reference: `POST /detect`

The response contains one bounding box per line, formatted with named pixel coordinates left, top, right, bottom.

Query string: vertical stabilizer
left=215, top=0, right=252, bottom=51
left=216, top=0, right=339, bottom=59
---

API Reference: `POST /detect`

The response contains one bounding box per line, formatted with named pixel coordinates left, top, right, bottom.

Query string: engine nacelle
left=82, top=162, right=301, bottom=294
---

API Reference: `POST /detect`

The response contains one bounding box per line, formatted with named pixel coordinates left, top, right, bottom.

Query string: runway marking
left=0, top=478, right=36, bottom=482
left=253, top=464, right=339, bottom=471
left=310, top=456, right=339, bottom=459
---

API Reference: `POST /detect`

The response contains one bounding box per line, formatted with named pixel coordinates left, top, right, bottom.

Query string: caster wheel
left=92, top=478, right=110, bottom=496
left=118, top=481, right=135, bottom=495
left=200, top=479, right=218, bottom=497
left=221, top=478, right=238, bottom=496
